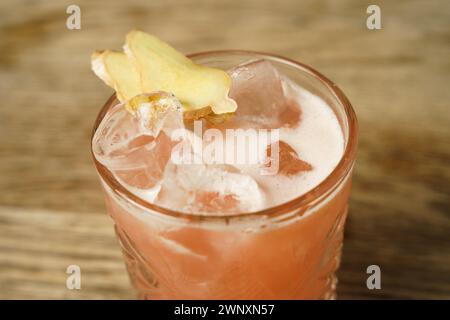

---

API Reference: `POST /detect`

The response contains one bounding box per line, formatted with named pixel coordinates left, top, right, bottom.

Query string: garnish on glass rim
left=91, top=30, right=237, bottom=121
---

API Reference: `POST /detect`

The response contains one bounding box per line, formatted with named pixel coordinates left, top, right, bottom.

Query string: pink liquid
left=104, top=176, right=351, bottom=299
left=93, top=56, right=356, bottom=299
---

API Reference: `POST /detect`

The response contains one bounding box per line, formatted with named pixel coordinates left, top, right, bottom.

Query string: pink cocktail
left=92, top=51, right=358, bottom=299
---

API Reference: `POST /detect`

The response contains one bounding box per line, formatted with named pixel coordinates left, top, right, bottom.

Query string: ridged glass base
left=113, top=204, right=345, bottom=300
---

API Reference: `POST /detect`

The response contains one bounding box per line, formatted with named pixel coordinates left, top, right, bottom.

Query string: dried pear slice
left=124, top=30, right=237, bottom=114
left=183, top=106, right=234, bottom=124
left=91, top=50, right=141, bottom=102
left=204, top=112, right=234, bottom=124
left=125, top=92, right=183, bottom=135
left=183, top=106, right=213, bottom=121
left=125, top=91, right=180, bottom=113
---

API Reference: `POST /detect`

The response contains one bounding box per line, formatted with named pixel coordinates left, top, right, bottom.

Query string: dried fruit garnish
left=91, top=31, right=237, bottom=115
left=183, top=106, right=234, bottom=124
left=125, top=30, right=237, bottom=114
left=91, top=50, right=141, bottom=102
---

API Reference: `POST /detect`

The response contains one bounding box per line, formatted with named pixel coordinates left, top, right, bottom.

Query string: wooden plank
left=0, top=206, right=134, bottom=299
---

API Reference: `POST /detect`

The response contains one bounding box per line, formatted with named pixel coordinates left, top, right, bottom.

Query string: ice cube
left=112, top=133, right=174, bottom=189
left=228, top=59, right=301, bottom=129
left=92, top=92, right=184, bottom=190
left=264, top=140, right=312, bottom=176
left=156, top=163, right=266, bottom=214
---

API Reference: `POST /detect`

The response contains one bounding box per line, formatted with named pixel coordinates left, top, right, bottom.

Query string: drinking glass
left=91, top=51, right=358, bottom=299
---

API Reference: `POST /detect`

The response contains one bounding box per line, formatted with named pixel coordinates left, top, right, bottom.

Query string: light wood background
left=0, top=0, right=449, bottom=299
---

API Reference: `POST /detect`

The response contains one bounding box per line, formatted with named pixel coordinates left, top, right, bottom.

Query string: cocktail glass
left=91, top=51, right=358, bottom=299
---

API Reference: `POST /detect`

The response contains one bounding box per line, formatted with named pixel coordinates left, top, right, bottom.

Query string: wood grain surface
left=0, top=0, right=449, bottom=299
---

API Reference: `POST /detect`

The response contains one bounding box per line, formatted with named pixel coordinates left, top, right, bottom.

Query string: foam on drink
left=243, top=80, right=345, bottom=208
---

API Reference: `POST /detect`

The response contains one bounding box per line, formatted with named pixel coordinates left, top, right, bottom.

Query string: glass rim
left=91, top=50, right=358, bottom=223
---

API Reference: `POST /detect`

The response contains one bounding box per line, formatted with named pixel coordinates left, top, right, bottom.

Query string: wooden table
left=0, top=0, right=449, bottom=299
